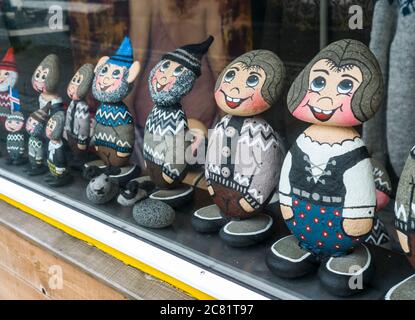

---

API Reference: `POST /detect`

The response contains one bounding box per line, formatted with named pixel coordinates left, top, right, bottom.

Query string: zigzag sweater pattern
left=144, top=104, right=189, bottom=180
left=94, top=102, right=134, bottom=154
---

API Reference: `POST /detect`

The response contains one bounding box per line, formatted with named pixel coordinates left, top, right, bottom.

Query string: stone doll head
left=92, top=37, right=140, bottom=104
left=32, top=54, right=60, bottom=94
left=26, top=107, right=48, bottom=138
left=214, top=50, right=285, bottom=117
left=0, top=48, right=18, bottom=92
left=5, top=111, right=24, bottom=133
left=46, top=111, right=65, bottom=141
left=149, top=36, right=214, bottom=107
left=287, top=39, right=383, bottom=127
left=67, top=63, right=94, bottom=101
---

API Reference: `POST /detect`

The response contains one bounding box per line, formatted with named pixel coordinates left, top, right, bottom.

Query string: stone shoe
left=192, top=204, right=227, bottom=233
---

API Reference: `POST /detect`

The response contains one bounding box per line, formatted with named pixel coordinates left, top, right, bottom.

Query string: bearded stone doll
left=191, top=50, right=286, bottom=247
left=25, top=107, right=49, bottom=176
left=5, top=111, right=26, bottom=165
left=266, top=40, right=383, bottom=297
left=142, top=36, right=214, bottom=208
left=386, top=148, right=415, bottom=300
left=85, top=37, right=141, bottom=205
left=32, top=54, right=63, bottom=117
left=45, top=111, right=72, bottom=187
left=64, top=63, right=94, bottom=169
left=0, top=48, right=20, bottom=136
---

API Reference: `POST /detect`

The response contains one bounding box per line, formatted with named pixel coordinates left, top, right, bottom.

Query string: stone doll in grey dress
left=192, top=50, right=286, bottom=247
left=64, top=63, right=94, bottom=169
left=5, top=111, right=26, bottom=165
left=25, top=107, right=48, bottom=175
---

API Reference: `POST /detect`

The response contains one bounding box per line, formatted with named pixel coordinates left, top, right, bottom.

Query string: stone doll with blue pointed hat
left=132, top=36, right=214, bottom=229
left=85, top=37, right=141, bottom=204
left=266, top=40, right=383, bottom=296
left=5, top=111, right=26, bottom=165
left=192, top=50, right=286, bottom=246
left=0, top=48, right=20, bottom=139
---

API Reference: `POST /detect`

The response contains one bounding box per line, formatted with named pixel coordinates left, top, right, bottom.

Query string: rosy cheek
left=214, top=86, right=225, bottom=105
left=245, top=91, right=268, bottom=113
left=110, top=78, right=122, bottom=91
left=164, top=77, right=177, bottom=91
left=292, top=93, right=314, bottom=121
left=331, top=96, right=361, bottom=126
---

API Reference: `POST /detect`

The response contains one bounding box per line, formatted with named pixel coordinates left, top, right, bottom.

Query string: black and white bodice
left=205, top=115, right=284, bottom=210
left=279, top=133, right=376, bottom=219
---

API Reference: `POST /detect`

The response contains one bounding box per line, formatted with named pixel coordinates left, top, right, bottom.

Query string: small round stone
left=133, top=198, right=175, bottom=228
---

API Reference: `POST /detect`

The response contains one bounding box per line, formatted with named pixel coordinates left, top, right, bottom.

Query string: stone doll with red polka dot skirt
left=192, top=50, right=286, bottom=247
left=266, top=40, right=384, bottom=296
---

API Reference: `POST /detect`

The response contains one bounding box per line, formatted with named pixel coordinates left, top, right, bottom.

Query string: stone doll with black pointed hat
left=25, top=107, right=49, bottom=176
left=44, top=111, right=72, bottom=187
left=64, top=63, right=94, bottom=170
left=141, top=36, right=214, bottom=210
left=32, top=54, right=64, bottom=117
left=385, top=147, right=415, bottom=300
left=192, top=50, right=286, bottom=247
left=0, top=48, right=21, bottom=138
left=266, top=39, right=383, bottom=297
left=85, top=37, right=141, bottom=204
left=5, top=111, right=26, bottom=165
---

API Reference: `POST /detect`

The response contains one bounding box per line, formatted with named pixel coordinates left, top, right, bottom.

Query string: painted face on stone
left=149, top=60, right=196, bottom=106
left=46, top=118, right=57, bottom=140
left=32, top=65, right=49, bottom=93
left=67, top=71, right=84, bottom=100
left=292, top=59, right=363, bottom=126
left=95, top=63, right=126, bottom=95
left=5, top=119, right=24, bottom=132
left=26, top=116, right=43, bottom=136
left=215, top=62, right=268, bottom=116
left=0, top=69, right=17, bottom=92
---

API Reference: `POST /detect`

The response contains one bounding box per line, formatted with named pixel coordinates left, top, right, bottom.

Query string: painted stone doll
left=32, top=54, right=63, bottom=117
left=86, top=37, right=140, bottom=204
left=192, top=50, right=286, bottom=247
left=44, top=111, right=72, bottom=187
left=143, top=36, right=214, bottom=208
left=385, top=147, right=415, bottom=300
left=5, top=111, right=26, bottom=165
left=0, top=48, right=20, bottom=135
left=266, top=40, right=383, bottom=296
left=64, top=63, right=94, bottom=169
left=25, top=107, right=49, bottom=176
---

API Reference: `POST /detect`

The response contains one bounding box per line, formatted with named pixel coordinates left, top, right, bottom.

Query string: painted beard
left=0, top=72, right=17, bottom=92
left=92, top=64, right=131, bottom=103
left=29, top=122, right=45, bottom=138
left=148, top=63, right=196, bottom=107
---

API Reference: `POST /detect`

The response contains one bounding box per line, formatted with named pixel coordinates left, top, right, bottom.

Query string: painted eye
left=160, top=61, right=170, bottom=72
left=310, top=76, right=326, bottom=92
left=5, top=72, right=9, bottom=76
left=100, top=66, right=108, bottom=75
left=337, top=79, right=353, bottom=94
left=173, top=66, right=184, bottom=76
left=35, top=72, right=41, bottom=79
left=41, top=74, right=46, bottom=80
left=112, top=69, right=121, bottom=78
left=246, top=75, right=259, bottom=87
left=224, top=70, right=235, bottom=82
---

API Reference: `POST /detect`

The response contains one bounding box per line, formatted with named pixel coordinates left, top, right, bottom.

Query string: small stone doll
left=44, top=111, right=72, bottom=187
left=143, top=36, right=214, bottom=209
left=86, top=37, right=140, bottom=204
left=267, top=40, right=383, bottom=296
left=32, top=54, right=63, bottom=117
left=64, top=63, right=94, bottom=169
left=386, top=147, right=415, bottom=300
left=25, top=107, right=48, bottom=176
left=0, top=48, right=20, bottom=135
left=5, top=111, right=26, bottom=165
left=192, top=50, right=286, bottom=247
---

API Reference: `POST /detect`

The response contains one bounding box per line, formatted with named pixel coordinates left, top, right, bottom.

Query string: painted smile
left=155, top=81, right=168, bottom=92
left=308, top=104, right=342, bottom=122
left=99, top=83, right=112, bottom=92
left=220, top=90, right=250, bottom=109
